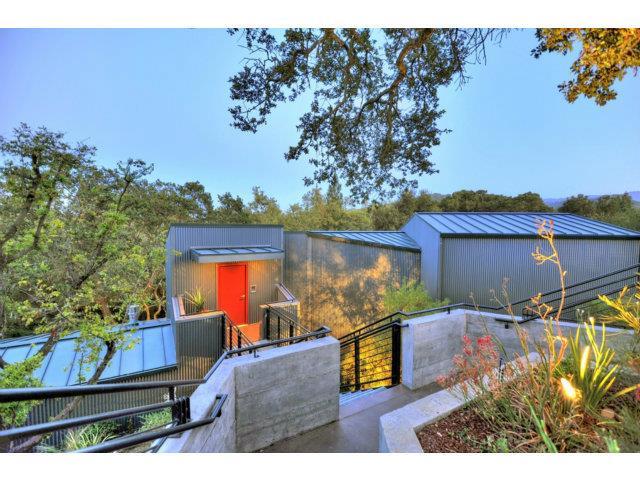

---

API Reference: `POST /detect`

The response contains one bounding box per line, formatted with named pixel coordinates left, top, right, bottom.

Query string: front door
left=217, top=263, right=248, bottom=325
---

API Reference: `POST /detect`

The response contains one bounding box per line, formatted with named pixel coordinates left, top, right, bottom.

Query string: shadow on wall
left=302, top=241, right=420, bottom=338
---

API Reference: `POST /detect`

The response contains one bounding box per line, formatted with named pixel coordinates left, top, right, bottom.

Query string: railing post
left=391, top=323, right=401, bottom=386
left=238, top=329, right=242, bottom=349
left=219, top=315, right=226, bottom=352
left=277, top=315, right=281, bottom=340
left=265, top=308, right=271, bottom=340
left=289, top=323, right=294, bottom=339
left=354, top=338, right=361, bottom=391
left=228, top=322, right=232, bottom=350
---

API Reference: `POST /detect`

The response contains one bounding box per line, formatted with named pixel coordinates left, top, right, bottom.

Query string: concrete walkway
left=261, top=382, right=441, bottom=453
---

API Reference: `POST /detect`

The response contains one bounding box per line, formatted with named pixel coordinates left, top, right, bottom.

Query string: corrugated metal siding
left=401, top=215, right=442, bottom=298
left=283, top=232, right=311, bottom=311
left=166, top=225, right=283, bottom=322
left=284, top=233, right=420, bottom=338
left=441, top=237, right=640, bottom=305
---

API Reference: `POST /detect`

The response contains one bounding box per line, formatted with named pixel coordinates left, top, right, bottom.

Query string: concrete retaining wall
left=159, top=336, right=340, bottom=452
left=401, top=309, right=635, bottom=391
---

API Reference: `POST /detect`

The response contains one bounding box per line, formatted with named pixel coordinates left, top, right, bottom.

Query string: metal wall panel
left=284, top=233, right=420, bottom=338
left=441, top=237, right=640, bottom=305
left=402, top=215, right=442, bottom=298
left=166, top=225, right=283, bottom=322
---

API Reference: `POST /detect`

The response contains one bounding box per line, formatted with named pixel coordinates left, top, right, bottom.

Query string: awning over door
left=190, top=245, right=284, bottom=264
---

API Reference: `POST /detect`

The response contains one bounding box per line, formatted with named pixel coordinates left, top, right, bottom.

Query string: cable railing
left=263, top=303, right=310, bottom=342
left=0, top=324, right=330, bottom=453
left=339, top=262, right=640, bottom=393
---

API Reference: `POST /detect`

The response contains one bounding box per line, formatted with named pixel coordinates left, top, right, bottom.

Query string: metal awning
left=190, top=245, right=284, bottom=263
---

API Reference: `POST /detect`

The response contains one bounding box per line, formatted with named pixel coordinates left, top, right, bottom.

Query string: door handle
left=240, top=295, right=246, bottom=300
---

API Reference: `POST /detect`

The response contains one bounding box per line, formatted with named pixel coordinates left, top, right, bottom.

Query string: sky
left=0, top=28, right=638, bottom=208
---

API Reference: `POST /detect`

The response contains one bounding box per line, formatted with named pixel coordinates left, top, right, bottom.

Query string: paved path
left=261, top=383, right=441, bottom=453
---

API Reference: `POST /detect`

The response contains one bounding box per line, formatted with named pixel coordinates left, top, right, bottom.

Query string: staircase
left=337, top=262, right=639, bottom=394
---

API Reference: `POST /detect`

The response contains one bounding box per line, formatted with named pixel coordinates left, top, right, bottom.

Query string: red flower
left=635, top=386, right=640, bottom=402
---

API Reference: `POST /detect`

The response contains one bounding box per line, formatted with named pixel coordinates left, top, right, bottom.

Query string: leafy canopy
left=229, top=28, right=639, bottom=201
left=228, top=28, right=503, bottom=201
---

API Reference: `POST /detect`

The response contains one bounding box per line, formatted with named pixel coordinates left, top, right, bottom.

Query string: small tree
left=383, top=280, right=449, bottom=314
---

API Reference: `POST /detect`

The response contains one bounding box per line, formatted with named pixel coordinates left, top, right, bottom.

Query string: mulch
left=417, top=407, right=496, bottom=453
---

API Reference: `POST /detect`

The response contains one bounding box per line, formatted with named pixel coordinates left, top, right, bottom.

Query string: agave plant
left=184, top=287, right=207, bottom=313
left=567, top=318, right=619, bottom=413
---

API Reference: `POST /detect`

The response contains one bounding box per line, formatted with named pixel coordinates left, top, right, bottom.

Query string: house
left=401, top=212, right=640, bottom=305
left=165, top=223, right=290, bottom=341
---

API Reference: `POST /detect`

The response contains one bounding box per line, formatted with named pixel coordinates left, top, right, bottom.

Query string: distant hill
left=543, top=191, right=640, bottom=209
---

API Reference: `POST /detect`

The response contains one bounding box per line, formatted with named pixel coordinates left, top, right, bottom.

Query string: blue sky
left=1, top=28, right=638, bottom=207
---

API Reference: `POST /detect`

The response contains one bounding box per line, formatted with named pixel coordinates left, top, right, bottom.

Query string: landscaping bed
left=418, top=388, right=640, bottom=453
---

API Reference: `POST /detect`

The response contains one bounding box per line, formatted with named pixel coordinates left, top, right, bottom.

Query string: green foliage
left=228, top=28, right=507, bottom=201
left=383, top=280, right=449, bottom=314
left=0, top=355, right=43, bottom=429
left=533, top=29, right=640, bottom=105
left=138, top=408, right=172, bottom=432
left=528, top=402, right=558, bottom=453
left=567, top=319, right=619, bottom=413
left=439, top=190, right=551, bottom=213
left=560, top=193, right=640, bottom=231
left=184, top=287, right=207, bottom=313
left=63, top=421, right=117, bottom=451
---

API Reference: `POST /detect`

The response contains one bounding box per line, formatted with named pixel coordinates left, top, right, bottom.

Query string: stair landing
left=261, top=382, right=442, bottom=453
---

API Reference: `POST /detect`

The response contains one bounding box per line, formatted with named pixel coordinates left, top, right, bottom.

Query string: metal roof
left=413, top=212, right=640, bottom=238
left=308, top=231, right=421, bottom=251
left=0, top=319, right=177, bottom=387
left=190, top=245, right=284, bottom=263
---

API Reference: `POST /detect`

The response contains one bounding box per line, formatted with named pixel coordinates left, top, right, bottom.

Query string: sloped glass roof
left=191, top=246, right=283, bottom=256
left=190, top=245, right=285, bottom=263
left=309, top=231, right=420, bottom=251
left=0, top=319, right=176, bottom=386
left=414, top=212, right=640, bottom=238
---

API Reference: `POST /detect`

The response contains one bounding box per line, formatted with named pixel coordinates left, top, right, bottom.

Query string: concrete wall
left=159, top=336, right=340, bottom=452
left=401, top=309, right=636, bottom=391
left=401, top=310, right=467, bottom=390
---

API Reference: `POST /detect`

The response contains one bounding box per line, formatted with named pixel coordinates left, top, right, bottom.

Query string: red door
left=217, top=263, right=248, bottom=325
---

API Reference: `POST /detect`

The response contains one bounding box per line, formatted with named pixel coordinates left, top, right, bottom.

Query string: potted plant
left=184, top=287, right=208, bottom=313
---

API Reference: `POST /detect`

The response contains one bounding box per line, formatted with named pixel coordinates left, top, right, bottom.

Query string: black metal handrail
left=338, top=262, right=639, bottom=393
left=219, top=311, right=254, bottom=350
left=0, top=325, right=330, bottom=453
left=263, top=303, right=310, bottom=341
left=76, top=394, right=228, bottom=453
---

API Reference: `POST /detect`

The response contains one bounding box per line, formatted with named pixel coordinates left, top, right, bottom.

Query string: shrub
left=63, top=421, right=117, bottom=451
left=138, top=408, right=172, bottom=432
left=0, top=355, right=43, bottom=430
left=383, top=280, right=449, bottom=314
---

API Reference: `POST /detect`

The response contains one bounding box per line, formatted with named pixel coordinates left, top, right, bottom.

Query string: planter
left=379, top=353, right=540, bottom=453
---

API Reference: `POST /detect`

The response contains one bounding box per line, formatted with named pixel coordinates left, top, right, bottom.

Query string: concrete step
left=339, top=387, right=385, bottom=406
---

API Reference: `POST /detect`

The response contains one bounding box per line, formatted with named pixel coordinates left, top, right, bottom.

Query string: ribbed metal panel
left=415, top=212, right=640, bottom=238
left=284, top=233, right=420, bottom=338
left=441, top=237, right=640, bottom=305
left=401, top=215, right=442, bottom=298
left=308, top=231, right=420, bottom=250
left=22, top=315, right=225, bottom=451
left=166, top=225, right=283, bottom=322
